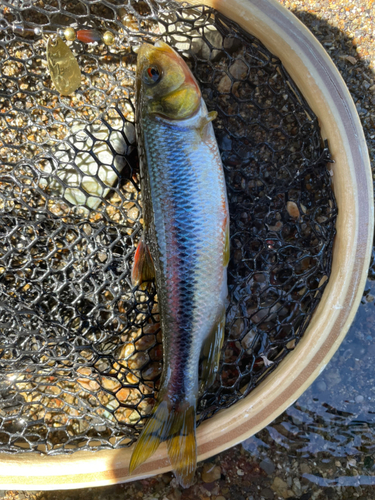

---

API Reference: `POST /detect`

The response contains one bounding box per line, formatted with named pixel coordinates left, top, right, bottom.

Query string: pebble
left=237, top=468, right=244, bottom=476
left=271, top=477, right=294, bottom=499
left=166, top=490, right=181, bottom=500
left=218, top=75, right=232, bottom=93
left=355, top=395, right=364, bottom=403
left=97, top=252, right=107, bottom=262
left=260, top=458, right=276, bottom=475
left=286, top=201, right=300, bottom=218
left=229, top=59, right=248, bottom=80
left=316, top=380, right=327, bottom=392
left=223, top=36, right=242, bottom=53
left=201, top=463, right=222, bottom=483
left=292, top=477, right=302, bottom=496
left=344, top=55, right=357, bottom=64
left=241, top=329, right=257, bottom=351
left=300, top=463, right=311, bottom=474
left=267, top=221, right=283, bottom=231
left=261, top=488, right=275, bottom=499
left=325, top=369, right=341, bottom=388
left=192, top=29, right=223, bottom=61
left=347, top=458, right=357, bottom=468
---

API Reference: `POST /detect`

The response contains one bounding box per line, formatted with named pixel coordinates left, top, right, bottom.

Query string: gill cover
left=136, top=41, right=201, bottom=120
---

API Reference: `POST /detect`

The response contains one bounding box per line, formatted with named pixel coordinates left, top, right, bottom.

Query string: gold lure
left=46, top=36, right=81, bottom=95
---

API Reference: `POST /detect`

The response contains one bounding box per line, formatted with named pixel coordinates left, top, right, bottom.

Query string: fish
left=129, top=41, right=229, bottom=488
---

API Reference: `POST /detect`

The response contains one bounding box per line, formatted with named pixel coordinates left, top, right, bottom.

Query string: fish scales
left=142, top=114, right=227, bottom=397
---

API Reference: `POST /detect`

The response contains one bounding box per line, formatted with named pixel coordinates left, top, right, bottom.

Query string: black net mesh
left=0, top=0, right=337, bottom=454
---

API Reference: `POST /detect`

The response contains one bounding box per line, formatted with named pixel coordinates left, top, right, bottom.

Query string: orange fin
left=129, top=396, right=197, bottom=489
left=131, top=237, right=155, bottom=287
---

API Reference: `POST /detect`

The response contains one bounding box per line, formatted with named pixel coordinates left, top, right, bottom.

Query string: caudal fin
left=167, top=402, right=196, bottom=487
left=129, top=397, right=197, bottom=488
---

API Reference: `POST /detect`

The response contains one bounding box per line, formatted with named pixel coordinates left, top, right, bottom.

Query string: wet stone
left=218, top=75, right=232, bottom=93
left=201, top=463, right=222, bottom=483
left=300, top=463, right=311, bottom=475
left=260, top=458, right=276, bottom=475
left=261, top=488, right=275, bottom=499
left=191, top=28, right=223, bottom=61
left=229, top=59, right=248, bottom=80
left=316, top=380, right=327, bottom=392
left=223, top=36, right=242, bottom=54
left=325, top=369, right=342, bottom=388
left=241, top=329, right=256, bottom=351
left=292, top=477, right=302, bottom=496
left=286, top=201, right=300, bottom=218
left=271, top=477, right=291, bottom=498
left=345, top=55, right=357, bottom=64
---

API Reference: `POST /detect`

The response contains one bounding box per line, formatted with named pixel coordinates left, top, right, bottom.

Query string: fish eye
left=144, top=65, right=162, bottom=85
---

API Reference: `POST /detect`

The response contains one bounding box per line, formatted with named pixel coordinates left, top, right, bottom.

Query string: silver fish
left=129, top=41, right=229, bottom=488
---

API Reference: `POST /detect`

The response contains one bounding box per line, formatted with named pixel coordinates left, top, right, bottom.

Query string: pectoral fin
left=198, top=110, right=218, bottom=140
left=202, top=110, right=218, bottom=126
left=131, top=236, right=155, bottom=287
left=200, top=306, right=226, bottom=394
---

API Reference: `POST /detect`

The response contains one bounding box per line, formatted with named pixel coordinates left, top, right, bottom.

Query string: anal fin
left=131, top=236, right=155, bottom=287
left=200, top=306, right=226, bottom=394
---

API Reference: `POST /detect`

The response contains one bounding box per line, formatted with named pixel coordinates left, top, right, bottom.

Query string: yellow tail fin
left=129, top=397, right=197, bottom=488
left=167, top=403, right=196, bottom=488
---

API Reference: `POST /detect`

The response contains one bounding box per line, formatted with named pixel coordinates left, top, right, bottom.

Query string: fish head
left=136, top=41, right=201, bottom=120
